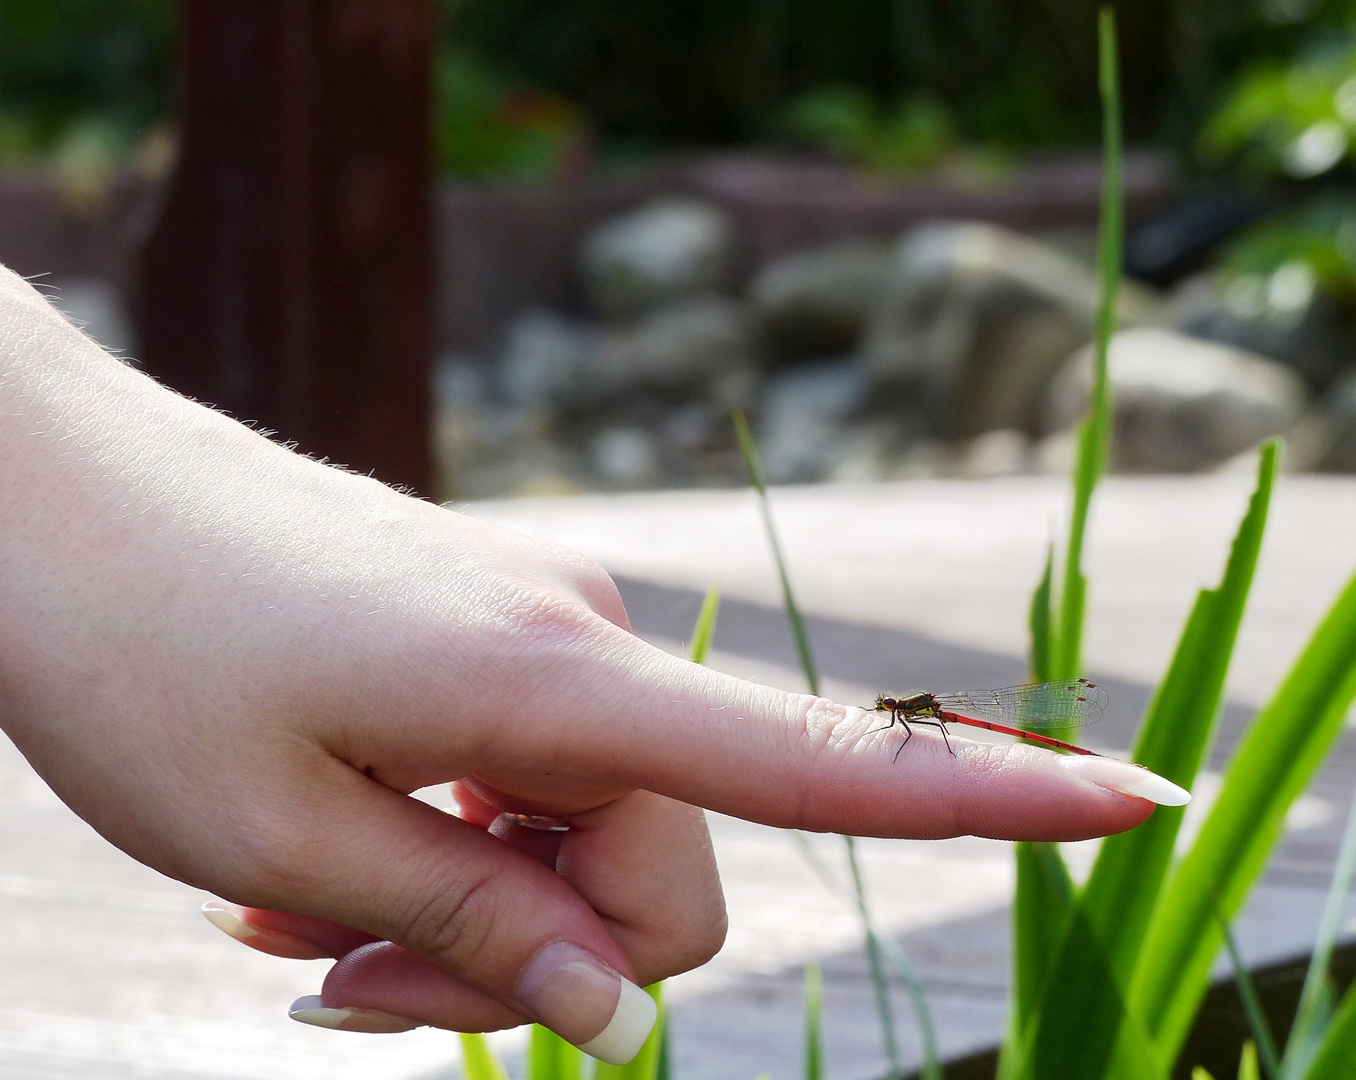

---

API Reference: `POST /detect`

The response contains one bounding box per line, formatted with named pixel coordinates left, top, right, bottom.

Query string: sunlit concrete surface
left=4, top=473, right=1355, bottom=1079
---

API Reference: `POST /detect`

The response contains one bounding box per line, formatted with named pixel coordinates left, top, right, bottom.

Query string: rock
left=580, top=198, right=736, bottom=321
left=596, top=298, right=751, bottom=399
left=861, top=221, right=1162, bottom=439
left=750, top=238, right=893, bottom=361
left=757, top=360, right=869, bottom=483
left=498, top=309, right=601, bottom=407
left=1165, top=269, right=1356, bottom=392
left=590, top=426, right=662, bottom=486
left=1044, top=327, right=1308, bottom=472
left=1309, top=372, right=1356, bottom=472
left=954, top=428, right=1032, bottom=479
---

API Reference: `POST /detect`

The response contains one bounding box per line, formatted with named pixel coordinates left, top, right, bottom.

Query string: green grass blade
left=1194, top=1069, right=1218, bottom=1080
left=688, top=580, right=722, bottom=665
left=1284, top=778, right=1356, bottom=1077
left=1295, top=978, right=1356, bottom=1080
left=529, top=1025, right=585, bottom=1080
left=1210, top=901, right=1281, bottom=1080
left=1052, top=5, right=1119, bottom=682
left=1128, top=568, right=1356, bottom=1067
left=460, top=1033, right=512, bottom=1080
left=1016, top=442, right=1277, bottom=1079
left=733, top=408, right=819, bottom=695
left=804, top=964, right=824, bottom=1080
left=594, top=983, right=665, bottom=1080
left=873, top=931, right=943, bottom=1080
left=846, top=835, right=904, bottom=1080
left=1011, top=841, right=1074, bottom=1035
left=1028, top=542, right=1055, bottom=684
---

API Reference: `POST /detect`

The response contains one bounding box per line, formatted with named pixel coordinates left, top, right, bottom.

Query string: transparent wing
left=933, top=678, right=1107, bottom=729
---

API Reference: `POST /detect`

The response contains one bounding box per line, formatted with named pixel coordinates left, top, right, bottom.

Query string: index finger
left=519, top=626, right=1187, bottom=842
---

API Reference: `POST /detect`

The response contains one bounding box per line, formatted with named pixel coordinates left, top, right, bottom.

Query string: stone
left=1165, top=269, right=1356, bottom=392
left=580, top=198, right=736, bottom=321
left=590, top=426, right=662, bottom=486
left=954, top=428, right=1032, bottom=479
left=1044, top=327, right=1309, bottom=472
left=757, top=360, right=869, bottom=483
left=1310, top=372, right=1356, bottom=472
left=596, top=298, right=751, bottom=399
left=497, top=309, right=601, bottom=407
left=749, top=238, right=893, bottom=361
left=861, top=220, right=1162, bottom=440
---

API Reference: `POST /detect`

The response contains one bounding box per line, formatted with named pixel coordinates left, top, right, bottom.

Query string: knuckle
left=400, top=869, right=502, bottom=969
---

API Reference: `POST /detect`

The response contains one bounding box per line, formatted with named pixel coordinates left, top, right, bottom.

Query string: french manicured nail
left=1059, top=756, right=1191, bottom=806
left=288, top=995, right=422, bottom=1033
left=201, top=901, right=329, bottom=960
left=517, top=941, right=656, bottom=1065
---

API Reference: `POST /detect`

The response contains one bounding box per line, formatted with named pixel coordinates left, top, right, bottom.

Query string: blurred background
left=5, top=0, right=1356, bottom=498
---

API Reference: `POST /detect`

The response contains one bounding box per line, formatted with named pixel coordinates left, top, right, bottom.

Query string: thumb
left=247, top=760, right=657, bottom=1064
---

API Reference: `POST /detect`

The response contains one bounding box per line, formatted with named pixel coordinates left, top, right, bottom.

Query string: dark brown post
left=138, top=0, right=435, bottom=495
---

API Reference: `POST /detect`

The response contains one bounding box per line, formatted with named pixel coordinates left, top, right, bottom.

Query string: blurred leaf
left=460, top=1033, right=512, bottom=1080
left=779, top=82, right=957, bottom=173
left=1028, top=542, right=1054, bottom=684
left=1019, top=442, right=1276, bottom=1079
left=529, top=1025, right=585, bottom=1080
left=1127, top=563, right=1356, bottom=1067
left=1294, top=974, right=1356, bottom=1080
left=1283, top=777, right=1356, bottom=1076
left=1239, top=1041, right=1262, bottom=1080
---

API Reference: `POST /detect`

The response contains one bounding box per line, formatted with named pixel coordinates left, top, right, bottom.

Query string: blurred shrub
left=1202, top=35, right=1356, bottom=179
left=777, top=85, right=957, bottom=173
left=435, top=47, right=590, bottom=181
left=0, top=0, right=172, bottom=164
left=1219, top=198, right=1356, bottom=309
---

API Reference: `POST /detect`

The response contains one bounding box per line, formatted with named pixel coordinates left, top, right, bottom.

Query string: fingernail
left=1059, top=756, right=1191, bottom=806
left=516, top=941, right=656, bottom=1065
left=288, top=995, right=422, bottom=1033
left=201, top=901, right=329, bottom=960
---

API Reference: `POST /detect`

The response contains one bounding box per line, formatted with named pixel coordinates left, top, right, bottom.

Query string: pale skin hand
left=0, top=265, right=1159, bottom=1050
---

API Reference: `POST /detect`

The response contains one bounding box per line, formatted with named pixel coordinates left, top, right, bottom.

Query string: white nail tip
left=576, top=979, right=658, bottom=1065
left=201, top=901, right=258, bottom=940
left=1058, top=756, right=1191, bottom=807
left=289, top=996, right=350, bottom=1029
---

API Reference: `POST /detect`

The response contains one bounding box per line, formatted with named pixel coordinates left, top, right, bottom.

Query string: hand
left=0, top=266, right=1182, bottom=1063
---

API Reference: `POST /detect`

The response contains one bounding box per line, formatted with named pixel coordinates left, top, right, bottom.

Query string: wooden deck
left=4, top=474, right=1356, bottom=1079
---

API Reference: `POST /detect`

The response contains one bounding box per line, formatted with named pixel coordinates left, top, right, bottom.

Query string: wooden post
left=138, top=0, right=435, bottom=495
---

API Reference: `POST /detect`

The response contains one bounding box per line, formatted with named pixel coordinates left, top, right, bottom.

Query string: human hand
left=0, top=266, right=1185, bottom=1063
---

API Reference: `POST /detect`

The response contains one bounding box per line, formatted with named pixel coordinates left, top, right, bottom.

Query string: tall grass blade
left=528, top=1025, right=585, bottom=1080
left=734, top=410, right=933, bottom=1080
left=1127, top=567, right=1356, bottom=1068
left=1016, top=442, right=1277, bottom=1080
left=804, top=964, right=824, bottom=1080
left=460, top=1033, right=512, bottom=1080
left=689, top=580, right=722, bottom=665
left=1052, top=5, right=1119, bottom=682
left=1210, top=900, right=1281, bottom=1080
left=595, top=984, right=666, bottom=1080
left=733, top=408, right=819, bottom=696
left=872, top=932, right=943, bottom=1080
left=1009, top=11, right=1121, bottom=1064
left=1284, top=778, right=1356, bottom=1077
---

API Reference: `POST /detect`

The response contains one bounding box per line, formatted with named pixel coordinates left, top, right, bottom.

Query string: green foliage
left=688, top=581, right=722, bottom=667
left=434, top=46, right=588, bottom=180
left=1203, top=37, right=1356, bottom=180
left=0, top=0, right=172, bottom=164
left=803, top=964, right=823, bottom=1080
left=1218, top=198, right=1356, bottom=309
left=777, top=84, right=957, bottom=173
left=1212, top=904, right=1282, bottom=1080
left=460, top=1032, right=513, bottom=1080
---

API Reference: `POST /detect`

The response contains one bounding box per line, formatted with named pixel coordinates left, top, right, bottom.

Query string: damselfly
left=868, top=678, right=1107, bottom=760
